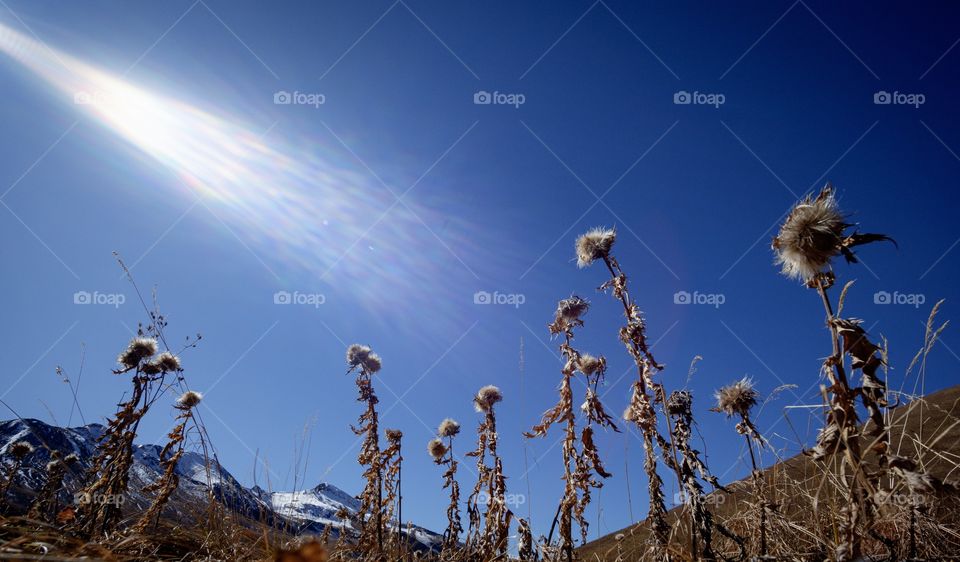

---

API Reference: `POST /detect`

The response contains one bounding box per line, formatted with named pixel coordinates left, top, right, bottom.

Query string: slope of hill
left=0, top=418, right=442, bottom=550
left=578, top=385, right=960, bottom=560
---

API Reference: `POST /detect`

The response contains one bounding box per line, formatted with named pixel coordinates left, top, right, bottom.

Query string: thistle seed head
left=576, top=227, right=616, bottom=268
left=118, top=337, right=158, bottom=368
left=154, top=352, right=181, bottom=372
left=177, top=390, right=203, bottom=409
left=8, top=441, right=33, bottom=460
left=346, top=344, right=382, bottom=374
left=428, top=437, right=448, bottom=460
left=577, top=353, right=605, bottom=376
left=715, top=377, right=759, bottom=418
left=772, top=185, right=847, bottom=282
left=473, top=385, right=503, bottom=412
left=438, top=418, right=461, bottom=438
left=551, top=295, right=590, bottom=334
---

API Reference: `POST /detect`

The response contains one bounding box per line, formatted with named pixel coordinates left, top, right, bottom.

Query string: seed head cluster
left=346, top=344, right=382, bottom=374
left=118, top=337, right=159, bottom=369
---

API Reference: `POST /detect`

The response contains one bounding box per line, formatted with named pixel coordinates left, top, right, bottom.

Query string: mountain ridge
left=0, top=418, right=442, bottom=550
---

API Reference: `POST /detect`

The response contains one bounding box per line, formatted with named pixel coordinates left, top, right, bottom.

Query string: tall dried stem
left=526, top=296, right=617, bottom=560
left=466, top=385, right=511, bottom=560
left=133, top=390, right=202, bottom=533
left=772, top=184, right=894, bottom=560
left=0, top=441, right=33, bottom=513
left=431, top=418, right=463, bottom=555
left=346, top=344, right=385, bottom=559
left=576, top=227, right=674, bottom=560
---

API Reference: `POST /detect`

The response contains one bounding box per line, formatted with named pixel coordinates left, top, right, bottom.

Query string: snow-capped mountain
left=0, top=419, right=442, bottom=550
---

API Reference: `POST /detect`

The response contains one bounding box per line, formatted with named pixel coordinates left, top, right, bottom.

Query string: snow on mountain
left=0, top=418, right=442, bottom=549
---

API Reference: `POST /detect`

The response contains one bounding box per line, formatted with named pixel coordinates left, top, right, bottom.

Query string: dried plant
left=0, top=440, right=34, bottom=512
left=132, top=390, right=202, bottom=533
left=345, top=343, right=386, bottom=558
left=614, top=532, right=626, bottom=562
left=517, top=516, right=533, bottom=561
left=577, top=226, right=675, bottom=560
left=668, top=389, right=747, bottom=560
left=772, top=183, right=896, bottom=560
left=75, top=323, right=183, bottom=537
left=714, top=378, right=770, bottom=557
left=27, top=451, right=79, bottom=522
left=381, top=428, right=403, bottom=557
left=771, top=184, right=893, bottom=283
left=526, top=296, right=617, bottom=561
left=465, top=384, right=512, bottom=559
left=431, top=418, right=463, bottom=554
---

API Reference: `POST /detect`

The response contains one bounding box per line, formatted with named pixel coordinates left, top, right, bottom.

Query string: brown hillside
left=578, top=384, right=960, bottom=561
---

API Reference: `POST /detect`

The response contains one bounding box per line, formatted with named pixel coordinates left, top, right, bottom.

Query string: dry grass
left=579, top=384, right=960, bottom=561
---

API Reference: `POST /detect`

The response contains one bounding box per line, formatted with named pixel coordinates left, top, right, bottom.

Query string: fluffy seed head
left=346, top=344, right=382, bottom=374
left=64, top=453, right=79, bottom=465
left=473, top=385, right=503, bottom=412
left=428, top=438, right=448, bottom=460
left=118, top=337, right=158, bottom=368
left=177, top=390, right=203, bottom=409
left=576, top=227, right=616, bottom=268
left=8, top=441, right=33, bottom=459
left=577, top=353, right=604, bottom=376
left=45, top=451, right=62, bottom=472
left=154, top=352, right=181, bottom=372
left=438, top=418, right=461, bottom=438
left=715, top=377, right=759, bottom=418
left=551, top=296, right=590, bottom=334
left=772, top=185, right=848, bottom=282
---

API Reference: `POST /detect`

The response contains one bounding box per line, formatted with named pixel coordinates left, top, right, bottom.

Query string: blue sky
left=1, top=0, right=959, bottom=546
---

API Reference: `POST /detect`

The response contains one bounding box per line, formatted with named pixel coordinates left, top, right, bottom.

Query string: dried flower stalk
left=346, top=344, right=385, bottom=559
left=465, top=385, right=511, bottom=559
left=526, top=296, right=617, bottom=561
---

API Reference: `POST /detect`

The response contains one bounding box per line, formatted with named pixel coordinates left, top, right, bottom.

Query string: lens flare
left=0, top=22, right=483, bottom=327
